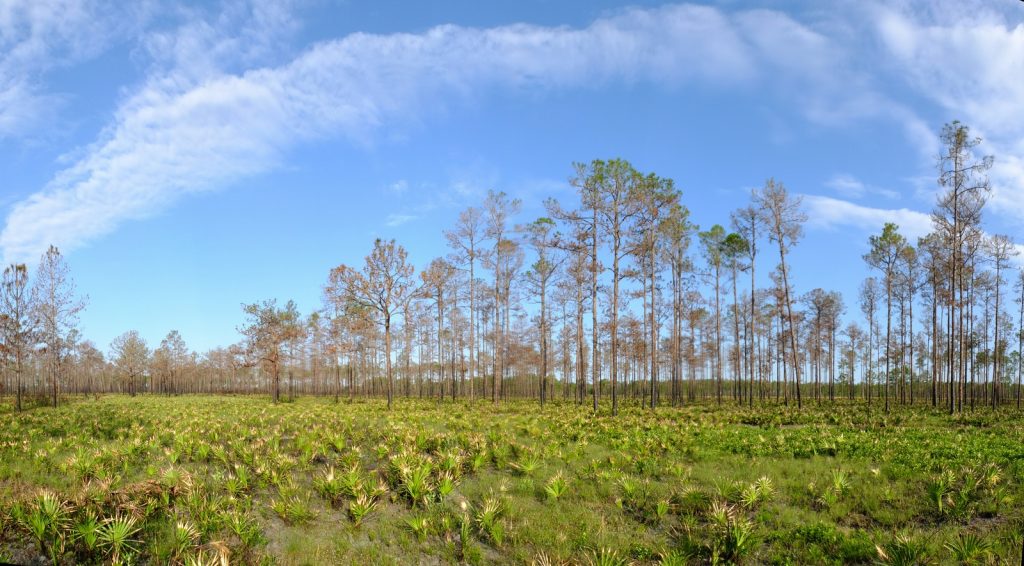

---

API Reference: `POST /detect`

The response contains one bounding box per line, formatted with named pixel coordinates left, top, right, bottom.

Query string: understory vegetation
left=1, top=396, right=1022, bottom=565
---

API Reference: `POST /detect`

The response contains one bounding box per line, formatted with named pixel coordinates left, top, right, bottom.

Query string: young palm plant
left=98, top=513, right=142, bottom=566
left=875, top=532, right=931, bottom=566
left=405, top=514, right=431, bottom=542
left=72, top=510, right=101, bottom=555
left=511, top=453, right=542, bottom=477
left=347, top=493, right=377, bottom=526
left=474, top=494, right=507, bottom=546
left=18, top=491, right=69, bottom=563
left=586, top=547, right=629, bottom=566
left=707, top=501, right=757, bottom=565
left=313, top=465, right=345, bottom=503
left=544, top=471, right=569, bottom=501
left=399, top=463, right=434, bottom=508
left=171, top=520, right=201, bottom=562
left=943, top=532, right=991, bottom=565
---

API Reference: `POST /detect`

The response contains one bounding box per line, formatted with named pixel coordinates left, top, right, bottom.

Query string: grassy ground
left=0, top=395, right=1022, bottom=565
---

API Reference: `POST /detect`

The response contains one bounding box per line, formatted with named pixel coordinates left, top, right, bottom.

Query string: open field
left=1, top=397, right=1023, bottom=565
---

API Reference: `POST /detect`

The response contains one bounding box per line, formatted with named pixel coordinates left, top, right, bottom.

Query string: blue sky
left=2, top=0, right=1023, bottom=354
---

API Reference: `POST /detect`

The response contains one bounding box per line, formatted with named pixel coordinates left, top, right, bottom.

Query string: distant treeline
left=3, top=121, right=1021, bottom=414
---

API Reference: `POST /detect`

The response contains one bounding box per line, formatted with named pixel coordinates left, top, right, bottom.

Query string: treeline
left=2, top=121, right=1022, bottom=414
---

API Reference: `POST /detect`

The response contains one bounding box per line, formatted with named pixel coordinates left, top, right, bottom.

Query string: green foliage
left=925, top=463, right=1007, bottom=522
left=943, top=532, right=992, bottom=565
left=347, top=493, right=377, bottom=526
left=270, top=488, right=318, bottom=525
left=874, top=532, right=931, bottom=566
left=1, top=396, right=1022, bottom=564
left=740, top=476, right=774, bottom=509
left=586, top=546, right=629, bottom=566
left=544, top=471, right=569, bottom=501
left=511, top=453, right=542, bottom=476
left=14, top=490, right=69, bottom=562
left=72, top=510, right=101, bottom=554
left=170, top=520, right=200, bottom=561
left=405, top=514, right=430, bottom=542
left=396, top=459, right=433, bottom=508
left=313, top=465, right=347, bottom=502
left=97, top=513, right=141, bottom=565
left=474, top=493, right=507, bottom=546
left=707, top=501, right=757, bottom=565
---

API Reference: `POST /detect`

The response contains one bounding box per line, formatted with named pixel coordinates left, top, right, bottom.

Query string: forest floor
left=1, top=395, right=1022, bottom=565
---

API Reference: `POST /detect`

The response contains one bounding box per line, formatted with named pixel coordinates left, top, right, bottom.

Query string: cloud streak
left=6, top=1, right=1024, bottom=263
left=0, top=3, right=887, bottom=263
left=825, top=174, right=900, bottom=201
left=803, top=195, right=934, bottom=241
left=806, top=194, right=1024, bottom=269
left=385, top=214, right=417, bottom=227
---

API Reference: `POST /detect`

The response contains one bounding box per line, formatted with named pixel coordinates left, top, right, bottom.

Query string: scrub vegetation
left=1, top=396, right=1022, bottom=564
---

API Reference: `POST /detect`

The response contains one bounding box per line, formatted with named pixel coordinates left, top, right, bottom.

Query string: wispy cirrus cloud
left=5, top=0, right=1020, bottom=264
left=825, top=175, right=869, bottom=199
left=868, top=0, right=1024, bottom=221
left=0, top=0, right=152, bottom=139
left=386, top=180, right=409, bottom=195
left=3, top=2, right=849, bottom=263
left=825, top=174, right=900, bottom=201
left=385, top=214, right=417, bottom=227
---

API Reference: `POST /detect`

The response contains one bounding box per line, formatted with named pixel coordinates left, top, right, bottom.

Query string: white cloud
left=806, top=194, right=1024, bottom=268
left=6, top=1, right=1016, bottom=263
left=387, top=180, right=409, bottom=194
left=825, top=174, right=900, bottom=201
left=0, top=79, right=57, bottom=137
left=0, top=0, right=151, bottom=139
left=385, top=214, right=417, bottom=227
left=868, top=0, right=1024, bottom=221
left=137, top=0, right=301, bottom=88
left=5, top=3, right=839, bottom=263
left=803, top=194, right=934, bottom=241
left=825, top=175, right=866, bottom=199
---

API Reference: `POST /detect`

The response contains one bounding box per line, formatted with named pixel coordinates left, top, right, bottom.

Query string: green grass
left=0, top=395, right=1022, bottom=564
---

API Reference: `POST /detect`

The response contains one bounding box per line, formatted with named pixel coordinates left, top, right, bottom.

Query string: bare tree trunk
left=611, top=228, right=621, bottom=416
left=649, top=251, right=658, bottom=409
left=779, top=254, right=801, bottom=409
left=885, top=278, right=892, bottom=413
left=494, top=278, right=501, bottom=404
left=993, top=262, right=1001, bottom=410
left=272, top=357, right=280, bottom=403
left=540, top=278, right=548, bottom=407
left=592, top=205, right=599, bottom=413
left=385, top=317, right=393, bottom=409
left=437, top=294, right=445, bottom=402
left=749, top=244, right=757, bottom=408
left=731, top=265, right=741, bottom=406
left=469, top=257, right=475, bottom=401
left=932, top=279, right=938, bottom=407
left=1018, top=276, right=1023, bottom=410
